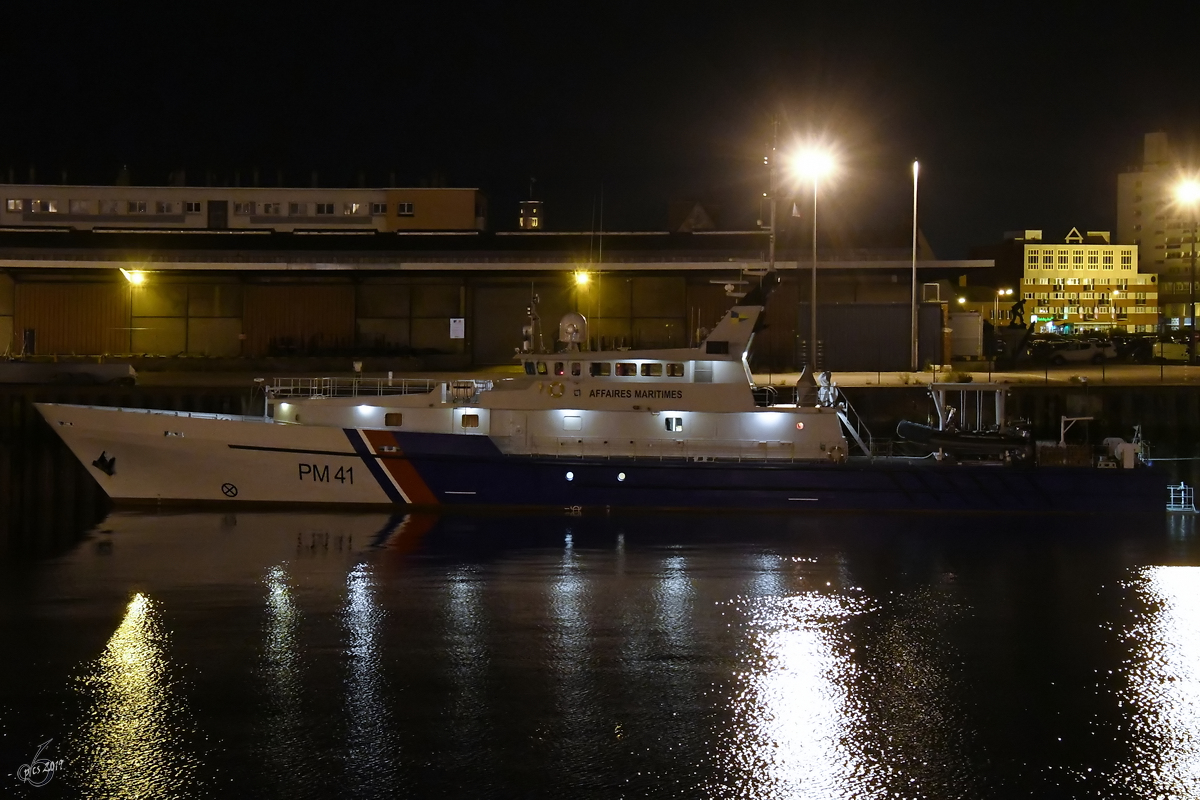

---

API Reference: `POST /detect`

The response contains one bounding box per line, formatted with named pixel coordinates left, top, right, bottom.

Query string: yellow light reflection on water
left=73, top=592, right=201, bottom=799
left=714, top=589, right=877, bottom=799
left=1123, top=566, right=1200, bottom=795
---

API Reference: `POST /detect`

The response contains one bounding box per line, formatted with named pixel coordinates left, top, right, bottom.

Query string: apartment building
left=0, top=185, right=488, bottom=232
left=1019, top=228, right=1158, bottom=333
left=1116, top=132, right=1197, bottom=327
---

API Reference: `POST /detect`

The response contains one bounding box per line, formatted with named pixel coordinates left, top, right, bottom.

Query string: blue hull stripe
left=344, top=429, right=405, bottom=504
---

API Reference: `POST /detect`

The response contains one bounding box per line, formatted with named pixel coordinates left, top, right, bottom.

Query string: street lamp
left=788, top=146, right=837, bottom=370
left=993, top=288, right=1012, bottom=324
left=1177, top=179, right=1200, bottom=363
left=910, top=160, right=919, bottom=371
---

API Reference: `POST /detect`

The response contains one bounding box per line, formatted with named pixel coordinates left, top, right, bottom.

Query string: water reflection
left=259, top=565, right=310, bottom=791
left=1122, top=566, right=1200, bottom=796
left=72, top=593, right=202, bottom=799
left=717, top=584, right=876, bottom=799
left=343, top=563, right=396, bottom=796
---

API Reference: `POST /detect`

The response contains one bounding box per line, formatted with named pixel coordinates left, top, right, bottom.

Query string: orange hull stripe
left=361, top=430, right=440, bottom=506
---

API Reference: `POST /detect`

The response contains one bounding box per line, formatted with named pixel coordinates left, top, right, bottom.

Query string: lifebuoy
left=548, top=381, right=565, bottom=398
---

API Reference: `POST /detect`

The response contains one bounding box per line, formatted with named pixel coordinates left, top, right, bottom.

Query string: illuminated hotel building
left=1019, top=228, right=1158, bottom=333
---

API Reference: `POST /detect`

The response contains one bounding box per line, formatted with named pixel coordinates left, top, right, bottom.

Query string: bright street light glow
left=789, top=148, right=837, bottom=182
left=1177, top=179, right=1200, bottom=206
left=119, top=268, right=145, bottom=285
left=957, top=297, right=966, bottom=304
left=574, top=270, right=590, bottom=286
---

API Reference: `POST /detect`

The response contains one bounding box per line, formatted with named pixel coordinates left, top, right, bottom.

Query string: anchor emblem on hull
left=92, top=451, right=116, bottom=476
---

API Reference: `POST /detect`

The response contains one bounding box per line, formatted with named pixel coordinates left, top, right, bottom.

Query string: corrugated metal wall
left=243, top=284, right=355, bottom=357
left=14, top=283, right=129, bottom=355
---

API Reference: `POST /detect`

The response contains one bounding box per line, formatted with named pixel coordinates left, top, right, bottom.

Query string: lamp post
left=911, top=160, right=920, bottom=370
left=993, top=288, right=1012, bottom=325
left=790, top=148, right=836, bottom=370
left=1177, top=179, right=1200, bottom=363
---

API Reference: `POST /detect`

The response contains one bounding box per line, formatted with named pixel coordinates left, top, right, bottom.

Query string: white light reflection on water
left=343, top=562, right=397, bottom=794
left=259, top=565, right=309, bottom=787
left=713, top=572, right=879, bottom=800
left=1119, top=566, right=1200, bottom=796
left=71, top=593, right=203, bottom=799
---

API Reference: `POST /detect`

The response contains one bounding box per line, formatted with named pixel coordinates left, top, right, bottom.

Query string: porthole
left=566, top=471, right=574, bottom=481
left=617, top=472, right=626, bottom=482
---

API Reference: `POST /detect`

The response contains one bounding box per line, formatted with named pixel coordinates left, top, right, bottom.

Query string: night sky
left=3, top=2, right=1199, bottom=257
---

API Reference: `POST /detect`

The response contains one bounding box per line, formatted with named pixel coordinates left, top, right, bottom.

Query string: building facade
left=0, top=185, right=488, bottom=232
left=1116, top=132, right=1196, bottom=327
left=1019, top=228, right=1157, bottom=332
left=0, top=229, right=991, bottom=371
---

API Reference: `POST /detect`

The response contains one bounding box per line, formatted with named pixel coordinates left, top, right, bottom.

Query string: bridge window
left=385, top=413, right=403, bottom=427
left=371, top=202, right=387, bottom=215
left=554, top=361, right=565, bottom=376
left=234, top=202, right=255, bottom=215
left=590, top=362, right=611, bottom=377
left=536, top=361, right=548, bottom=375
left=615, top=362, right=636, bottom=376
left=665, top=417, right=683, bottom=432
left=461, top=414, right=479, bottom=428
left=397, top=202, right=415, bottom=216
left=523, top=361, right=536, bottom=375
left=640, top=363, right=663, bottom=377
left=570, top=362, right=581, bottom=376
left=667, top=363, right=685, bottom=377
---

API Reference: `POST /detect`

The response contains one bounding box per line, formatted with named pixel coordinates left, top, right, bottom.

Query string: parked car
left=1047, top=340, right=1117, bottom=365
left=1153, top=337, right=1190, bottom=362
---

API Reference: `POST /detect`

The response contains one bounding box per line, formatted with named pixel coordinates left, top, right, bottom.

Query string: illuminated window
left=32, top=199, right=58, bottom=212
left=397, top=202, right=414, bottom=216
left=554, top=362, right=565, bottom=376
left=665, top=417, right=683, bottom=432
left=536, top=361, right=547, bottom=375
left=640, top=363, right=663, bottom=377
left=461, top=414, right=479, bottom=428
left=1103, top=255, right=1114, bottom=269
left=384, top=412, right=403, bottom=427
left=185, top=201, right=201, bottom=213
left=615, top=362, right=637, bottom=376
left=589, top=362, right=611, bottom=377
left=1043, top=254, right=1054, bottom=266
left=343, top=202, right=364, bottom=215
left=288, top=202, right=307, bottom=215
left=127, top=200, right=147, bottom=213
left=531, top=217, right=539, bottom=228
left=667, top=363, right=684, bottom=377
left=315, top=203, right=334, bottom=215
left=5, top=199, right=22, bottom=212
left=1073, top=254, right=1084, bottom=266
left=370, top=202, right=387, bottom=214
left=1058, top=253, right=1069, bottom=267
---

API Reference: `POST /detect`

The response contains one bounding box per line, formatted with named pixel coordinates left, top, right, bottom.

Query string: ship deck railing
left=526, top=435, right=845, bottom=462
left=267, top=376, right=439, bottom=399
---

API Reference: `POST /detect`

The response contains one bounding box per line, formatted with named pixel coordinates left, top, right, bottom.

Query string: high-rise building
left=1117, top=132, right=1195, bottom=327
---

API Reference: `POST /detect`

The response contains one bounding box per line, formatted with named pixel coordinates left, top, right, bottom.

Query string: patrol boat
left=37, top=282, right=1164, bottom=512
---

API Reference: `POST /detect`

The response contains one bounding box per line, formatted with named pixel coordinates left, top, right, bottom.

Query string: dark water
left=2, top=509, right=1199, bottom=799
